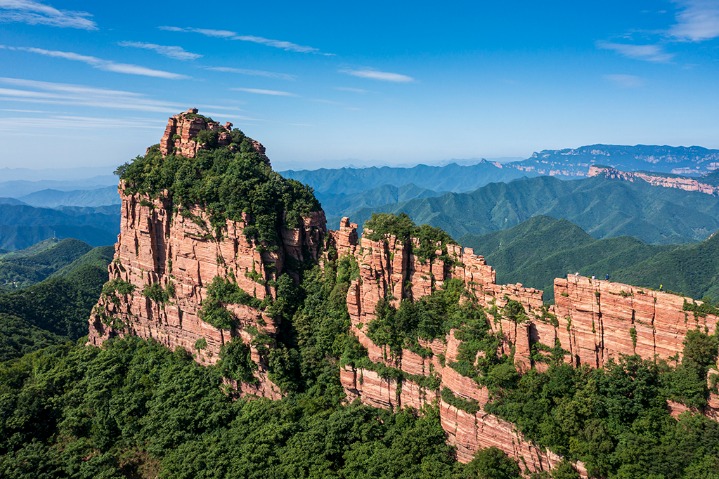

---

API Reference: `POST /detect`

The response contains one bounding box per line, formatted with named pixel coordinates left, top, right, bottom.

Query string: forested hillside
left=463, top=216, right=719, bottom=302
left=0, top=243, right=113, bottom=361
left=0, top=203, right=119, bottom=250
left=348, top=176, right=719, bottom=244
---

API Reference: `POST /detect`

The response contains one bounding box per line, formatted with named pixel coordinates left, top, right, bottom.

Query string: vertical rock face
left=588, top=165, right=719, bottom=195
left=336, top=221, right=565, bottom=474
left=91, top=109, right=718, bottom=475
left=336, top=219, right=718, bottom=475
left=89, top=111, right=326, bottom=399
left=552, top=275, right=719, bottom=368
left=160, top=108, right=235, bottom=158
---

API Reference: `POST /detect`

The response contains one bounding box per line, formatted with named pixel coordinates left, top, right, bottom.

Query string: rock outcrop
left=333, top=219, right=719, bottom=475
left=91, top=110, right=719, bottom=476
left=588, top=165, right=719, bottom=195
left=89, top=110, right=326, bottom=398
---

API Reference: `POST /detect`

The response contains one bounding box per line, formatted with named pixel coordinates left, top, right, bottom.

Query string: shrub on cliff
left=363, top=213, right=456, bottom=262
left=117, top=131, right=320, bottom=247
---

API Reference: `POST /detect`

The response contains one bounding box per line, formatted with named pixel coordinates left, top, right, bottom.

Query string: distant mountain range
left=0, top=175, right=117, bottom=198
left=18, top=185, right=120, bottom=208
left=347, top=175, right=719, bottom=245
left=462, top=215, right=719, bottom=302
left=0, top=203, right=119, bottom=250
left=282, top=160, right=534, bottom=195
left=510, top=144, right=719, bottom=177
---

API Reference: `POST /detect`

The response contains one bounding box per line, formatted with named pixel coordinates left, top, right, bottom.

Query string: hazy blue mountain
left=19, top=185, right=120, bottom=208
left=348, top=176, right=719, bottom=245
left=0, top=197, right=26, bottom=205
left=0, top=203, right=120, bottom=251
left=0, top=175, right=117, bottom=198
left=282, top=160, right=536, bottom=195
left=507, top=144, right=719, bottom=178
left=0, top=166, right=115, bottom=182
left=319, top=183, right=446, bottom=228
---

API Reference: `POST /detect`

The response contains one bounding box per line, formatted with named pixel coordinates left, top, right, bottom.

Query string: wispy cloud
left=0, top=45, right=188, bottom=79
left=596, top=41, right=674, bottom=62
left=233, top=35, right=321, bottom=54
left=118, top=41, right=201, bottom=61
left=335, top=86, right=369, bottom=93
left=206, top=66, right=295, bottom=81
left=340, top=68, right=415, bottom=83
left=0, top=114, right=164, bottom=132
left=0, top=77, right=185, bottom=113
left=159, top=26, right=235, bottom=38
left=231, top=87, right=296, bottom=97
left=160, top=25, right=331, bottom=55
left=603, top=74, right=644, bottom=88
left=0, top=0, right=96, bottom=30
left=670, top=0, right=719, bottom=41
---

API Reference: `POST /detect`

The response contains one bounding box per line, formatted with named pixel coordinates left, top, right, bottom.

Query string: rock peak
left=159, top=108, right=266, bottom=162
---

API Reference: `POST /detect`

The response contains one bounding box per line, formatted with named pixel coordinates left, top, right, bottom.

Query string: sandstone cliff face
left=334, top=219, right=719, bottom=475
left=334, top=220, right=569, bottom=474
left=160, top=108, right=233, bottom=158
left=89, top=112, right=326, bottom=398
left=93, top=109, right=719, bottom=473
left=588, top=165, right=719, bottom=195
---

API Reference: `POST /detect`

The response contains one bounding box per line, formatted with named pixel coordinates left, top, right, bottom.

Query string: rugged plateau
left=89, top=110, right=719, bottom=477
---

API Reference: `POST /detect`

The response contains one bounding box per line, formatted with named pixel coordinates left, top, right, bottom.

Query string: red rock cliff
left=89, top=111, right=326, bottom=398
left=334, top=219, right=719, bottom=476
left=588, top=165, right=719, bottom=195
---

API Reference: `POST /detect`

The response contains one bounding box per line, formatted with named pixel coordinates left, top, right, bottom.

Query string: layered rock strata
left=90, top=112, right=325, bottom=398
left=91, top=109, right=719, bottom=474
left=588, top=165, right=719, bottom=195
left=334, top=219, right=719, bottom=475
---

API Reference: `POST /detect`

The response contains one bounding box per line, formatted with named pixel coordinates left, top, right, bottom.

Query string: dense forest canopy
left=116, top=128, right=320, bottom=247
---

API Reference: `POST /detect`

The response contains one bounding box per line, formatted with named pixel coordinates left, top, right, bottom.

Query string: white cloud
left=335, top=86, right=369, bottom=93
left=206, top=66, right=295, bottom=80
left=160, top=26, right=235, bottom=38
left=233, top=35, right=320, bottom=54
left=0, top=114, right=164, bottom=132
left=0, top=0, right=96, bottom=30
left=0, top=45, right=188, bottom=79
left=340, top=68, right=415, bottom=83
left=231, top=87, right=296, bottom=97
left=596, top=41, right=674, bottom=62
left=670, top=0, right=719, bottom=41
left=118, top=41, right=201, bottom=61
left=161, top=25, right=331, bottom=54
left=0, top=77, right=186, bottom=113
left=603, top=74, right=644, bottom=88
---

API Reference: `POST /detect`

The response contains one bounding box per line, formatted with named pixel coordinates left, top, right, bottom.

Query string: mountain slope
left=349, top=176, right=719, bottom=244
left=18, top=185, right=120, bottom=208
left=0, top=203, right=120, bottom=250
left=0, top=243, right=114, bottom=360
left=461, top=216, right=679, bottom=301
left=612, top=232, right=719, bottom=300
left=282, top=160, right=535, bottom=195
left=0, top=238, right=93, bottom=291
left=319, top=183, right=446, bottom=226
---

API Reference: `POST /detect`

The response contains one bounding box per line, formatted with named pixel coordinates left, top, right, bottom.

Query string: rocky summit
left=89, top=110, right=719, bottom=477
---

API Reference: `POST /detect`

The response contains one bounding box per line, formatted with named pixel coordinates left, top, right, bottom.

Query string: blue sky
left=1, top=1, right=718, bottom=171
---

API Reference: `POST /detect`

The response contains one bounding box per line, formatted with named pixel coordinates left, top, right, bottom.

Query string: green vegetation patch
left=364, top=213, right=456, bottom=263
left=116, top=128, right=321, bottom=247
